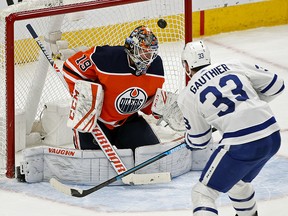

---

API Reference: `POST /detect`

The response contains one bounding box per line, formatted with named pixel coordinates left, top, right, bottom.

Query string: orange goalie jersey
left=62, top=45, right=165, bottom=129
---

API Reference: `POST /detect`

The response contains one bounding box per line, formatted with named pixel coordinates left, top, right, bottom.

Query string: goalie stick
left=50, top=141, right=187, bottom=197
left=26, top=24, right=171, bottom=185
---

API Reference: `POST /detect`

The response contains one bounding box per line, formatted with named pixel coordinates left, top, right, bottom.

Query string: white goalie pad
left=135, top=139, right=192, bottom=177
left=67, top=80, right=104, bottom=132
left=135, top=139, right=216, bottom=176
left=20, top=146, right=133, bottom=185
left=19, top=142, right=215, bottom=185
left=152, top=88, right=185, bottom=131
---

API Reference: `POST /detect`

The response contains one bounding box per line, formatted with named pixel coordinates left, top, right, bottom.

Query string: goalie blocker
left=17, top=140, right=215, bottom=185
left=67, top=80, right=104, bottom=132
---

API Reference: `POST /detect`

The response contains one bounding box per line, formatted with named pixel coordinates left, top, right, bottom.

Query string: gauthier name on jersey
left=190, top=64, right=230, bottom=94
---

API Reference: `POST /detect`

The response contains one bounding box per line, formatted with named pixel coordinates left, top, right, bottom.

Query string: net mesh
left=0, top=0, right=187, bottom=177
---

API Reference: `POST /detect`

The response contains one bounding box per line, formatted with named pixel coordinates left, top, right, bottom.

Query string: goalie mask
left=125, top=26, right=159, bottom=76
left=181, top=40, right=211, bottom=78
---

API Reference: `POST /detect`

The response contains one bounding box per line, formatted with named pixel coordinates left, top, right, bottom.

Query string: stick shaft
left=26, top=24, right=64, bottom=77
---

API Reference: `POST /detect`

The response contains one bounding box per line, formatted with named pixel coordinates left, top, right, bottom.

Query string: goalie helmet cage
left=0, top=0, right=192, bottom=178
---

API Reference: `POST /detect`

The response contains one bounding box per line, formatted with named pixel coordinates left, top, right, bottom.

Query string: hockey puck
left=157, top=19, right=167, bottom=29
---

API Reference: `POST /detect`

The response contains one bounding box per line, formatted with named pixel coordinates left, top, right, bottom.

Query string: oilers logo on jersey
left=115, top=87, right=147, bottom=114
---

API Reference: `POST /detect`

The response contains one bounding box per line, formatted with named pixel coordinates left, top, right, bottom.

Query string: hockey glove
left=151, top=88, right=185, bottom=131
left=67, top=80, right=104, bottom=132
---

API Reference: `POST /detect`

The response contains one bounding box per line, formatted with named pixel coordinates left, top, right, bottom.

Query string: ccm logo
left=153, top=94, right=159, bottom=108
left=69, top=89, right=79, bottom=120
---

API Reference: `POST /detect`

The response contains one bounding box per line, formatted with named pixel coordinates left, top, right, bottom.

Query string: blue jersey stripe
left=188, top=127, right=211, bottom=138
left=187, top=138, right=211, bottom=147
left=222, top=117, right=276, bottom=139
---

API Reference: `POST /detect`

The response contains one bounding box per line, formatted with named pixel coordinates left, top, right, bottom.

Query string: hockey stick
left=90, top=124, right=171, bottom=185
left=26, top=24, right=171, bottom=185
left=6, top=0, right=15, bottom=6
left=50, top=142, right=187, bottom=197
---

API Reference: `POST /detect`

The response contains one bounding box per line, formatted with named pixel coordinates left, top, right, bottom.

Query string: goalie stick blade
left=49, top=178, right=83, bottom=197
left=121, top=172, right=171, bottom=185
left=50, top=176, right=119, bottom=197
left=50, top=178, right=95, bottom=198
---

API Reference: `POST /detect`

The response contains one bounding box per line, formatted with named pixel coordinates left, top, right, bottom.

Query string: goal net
left=0, top=0, right=192, bottom=178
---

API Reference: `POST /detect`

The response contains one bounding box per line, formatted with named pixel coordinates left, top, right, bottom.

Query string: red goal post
left=0, top=0, right=192, bottom=178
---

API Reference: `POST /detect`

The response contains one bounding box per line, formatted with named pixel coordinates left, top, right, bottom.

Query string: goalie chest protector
left=62, top=45, right=165, bottom=129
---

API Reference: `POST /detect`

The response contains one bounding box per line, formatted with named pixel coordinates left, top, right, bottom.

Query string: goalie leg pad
left=134, top=139, right=192, bottom=178
left=20, top=146, right=134, bottom=185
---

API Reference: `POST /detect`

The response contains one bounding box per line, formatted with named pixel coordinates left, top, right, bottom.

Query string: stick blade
left=50, top=178, right=83, bottom=197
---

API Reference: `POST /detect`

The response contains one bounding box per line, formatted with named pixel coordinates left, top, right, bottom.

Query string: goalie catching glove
left=152, top=88, right=185, bottom=131
left=67, top=80, right=104, bottom=132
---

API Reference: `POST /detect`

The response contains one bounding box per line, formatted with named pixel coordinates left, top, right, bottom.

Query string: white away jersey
left=177, top=59, right=285, bottom=148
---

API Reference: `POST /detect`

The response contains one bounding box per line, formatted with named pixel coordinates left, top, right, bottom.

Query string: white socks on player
left=228, top=180, right=258, bottom=216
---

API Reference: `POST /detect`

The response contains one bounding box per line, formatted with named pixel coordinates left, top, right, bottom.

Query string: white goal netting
left=0, top=0, right=189, bottom=177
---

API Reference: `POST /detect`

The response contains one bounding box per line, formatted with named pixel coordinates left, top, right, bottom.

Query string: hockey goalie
left=18, top=26, right=215, bottom=185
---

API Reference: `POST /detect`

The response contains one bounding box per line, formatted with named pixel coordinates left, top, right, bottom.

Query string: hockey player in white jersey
left=177, top=40, right=285, bottom=216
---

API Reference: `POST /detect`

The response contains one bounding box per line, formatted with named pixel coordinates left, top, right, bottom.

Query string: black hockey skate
left=16, top=166, right=26, bottom=182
